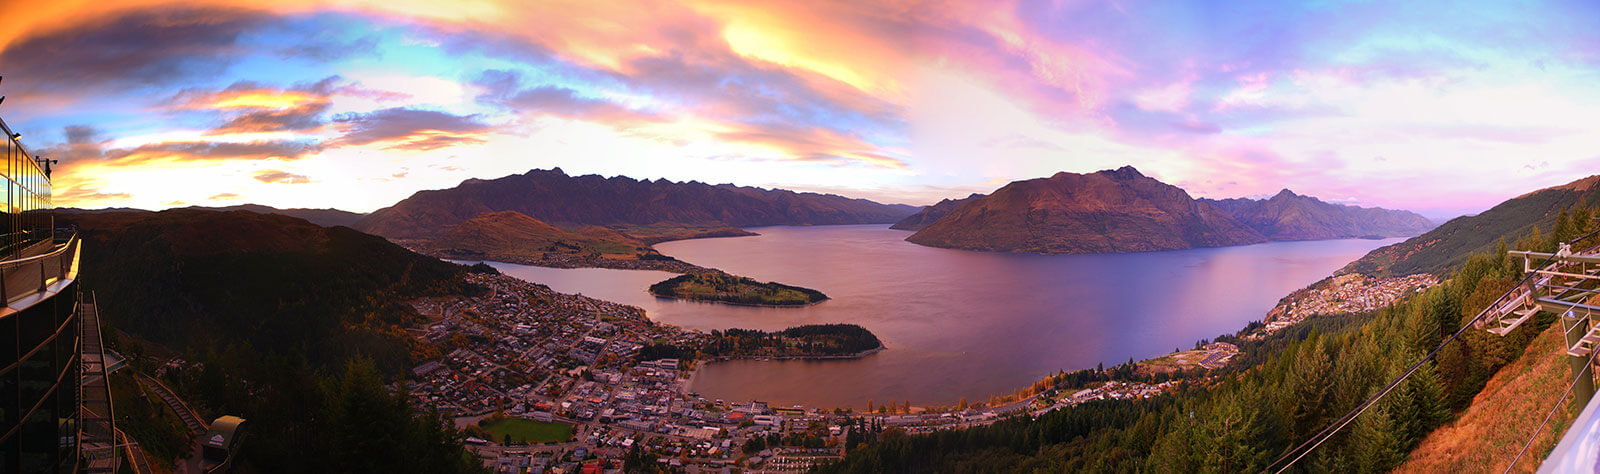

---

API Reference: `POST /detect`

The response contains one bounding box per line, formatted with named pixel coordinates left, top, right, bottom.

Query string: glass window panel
left=0, top=424, right=17, bottom=474
left=17, top=392, right=54, bottom=473
left=16, top=306, right=53, bottom=414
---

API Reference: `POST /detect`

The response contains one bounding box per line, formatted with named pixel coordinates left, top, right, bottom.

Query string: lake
left=482, top=225, right=1400, bottom=409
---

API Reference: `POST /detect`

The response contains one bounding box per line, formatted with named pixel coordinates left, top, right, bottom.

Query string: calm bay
left=483, top=225, right=1400, bottom=409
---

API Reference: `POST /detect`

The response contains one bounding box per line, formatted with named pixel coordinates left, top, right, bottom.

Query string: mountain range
left=354, top=168, right=919, bottom=240
left=1200, top=189, right=1434, bottom=241
left=904, top=167, right=1435, bottom=254
left=59, top=203, right=368, bottom=228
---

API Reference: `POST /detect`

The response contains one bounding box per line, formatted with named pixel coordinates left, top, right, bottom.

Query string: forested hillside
left=1344, top=175, right=1598, bottom=276
left=63, top=209, right=488, bottom=473
left=820, top=199, right=1600, bottom=473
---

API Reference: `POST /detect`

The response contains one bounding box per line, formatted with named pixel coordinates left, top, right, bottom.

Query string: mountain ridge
left=59, top=203, right=368, bottom=228
left=890, top=193, right=985, bottom=231
left=355, top=168, right=919, bottom=240
left=1199, top=189, right=1435, bottom=241
left=905, top=166, right=1267, bottom=254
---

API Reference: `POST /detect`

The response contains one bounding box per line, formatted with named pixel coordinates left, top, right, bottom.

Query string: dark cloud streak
left=104, top=140, right=322, bottom=165
left=330, top=107, right=497, bottom=151
left=0, top=8, right=269, bottom=96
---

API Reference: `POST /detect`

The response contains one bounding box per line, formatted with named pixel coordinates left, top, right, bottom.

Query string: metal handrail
left=0, top=229, right=75, bottom=267
left=0, top=229, right=79, bottom=309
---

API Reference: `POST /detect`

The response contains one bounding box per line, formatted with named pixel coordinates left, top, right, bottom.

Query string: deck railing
left=0, top=229, right=77, bottom=306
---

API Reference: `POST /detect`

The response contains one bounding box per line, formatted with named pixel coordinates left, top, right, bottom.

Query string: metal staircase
left=80, top=292, right=118, bottom=473
left=1478, top=284, right=1539, bottom=336
left=1478, top=242, right=1600, bottom=352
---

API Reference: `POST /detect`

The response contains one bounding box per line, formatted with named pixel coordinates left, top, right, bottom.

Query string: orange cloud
left=716, top=124, right=908, bottom=169
left=162, top=78, right=347, bottom=135
left=253, top=170, right=310, bottom=184
left=179, top=89, right=328, bottom=112
left=55, top=186, right=132, bottom=207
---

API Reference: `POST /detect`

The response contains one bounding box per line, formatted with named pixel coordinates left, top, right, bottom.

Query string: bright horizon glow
left=3, top=1, right=1598, bottom=220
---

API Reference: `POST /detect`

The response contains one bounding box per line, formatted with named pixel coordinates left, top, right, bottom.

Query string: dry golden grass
left=1138, top=350, right=1208, bottom=375
left=1395, top=323, right=1579, bottom=473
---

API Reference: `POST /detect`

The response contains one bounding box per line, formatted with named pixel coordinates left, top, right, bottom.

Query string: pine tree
left=1526, top=226, right=1544, bottom=252
left=1147, top=412, right=1201, bottom=472
left=1197, top=388, right=1270, bottom=472
left=1495, top=237, right=1513, bottom=277
left=1555, top=207, right=1574, bottom=245
left=1403, top=360, right=1452, bottom=443
left=1351, top=400, right=1403, bottom=472
left=1288, top=339, right=1333, bottom=441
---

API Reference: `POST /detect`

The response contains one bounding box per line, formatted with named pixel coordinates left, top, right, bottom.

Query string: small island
left=640, top=324, right=884, bottom=362
left=648, top=272, right=828, bottom=307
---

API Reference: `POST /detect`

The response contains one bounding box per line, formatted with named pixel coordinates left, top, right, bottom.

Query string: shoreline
left=441, top=252, right=716, bottom=274
left=647, top=292, right=829, bottom=308
left=903, top=235, right=1409, bottom=257
left=698, top=344, right=885, bottom=363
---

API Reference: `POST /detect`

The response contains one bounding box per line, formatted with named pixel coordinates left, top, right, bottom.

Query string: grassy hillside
left=1396, top=321, right=1575, bottom=473
left=427, top=210, right=652, bottom=259
left=604, top=224, right=756, bottom=245
left=1344, top=175, right=1598, bottom=276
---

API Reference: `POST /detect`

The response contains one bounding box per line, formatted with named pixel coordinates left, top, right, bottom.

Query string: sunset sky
left=3, top=0, right=1598, bottom=219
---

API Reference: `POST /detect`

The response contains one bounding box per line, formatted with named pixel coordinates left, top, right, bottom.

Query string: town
left=1259, top=273, right=1439, bottom=333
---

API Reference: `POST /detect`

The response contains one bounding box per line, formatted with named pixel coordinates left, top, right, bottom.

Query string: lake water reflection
left=484, top=225, right=1400, bottom=409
